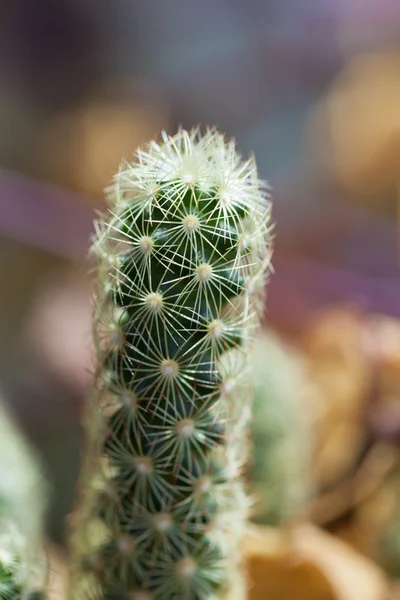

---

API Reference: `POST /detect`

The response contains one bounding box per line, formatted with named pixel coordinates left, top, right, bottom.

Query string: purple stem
left=0, top=168, right=95, bottom=261
left=268, top=254, right=400, bottom=330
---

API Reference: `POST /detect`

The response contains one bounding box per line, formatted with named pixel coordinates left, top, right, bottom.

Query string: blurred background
left=0, top=0, right=399, bottom=597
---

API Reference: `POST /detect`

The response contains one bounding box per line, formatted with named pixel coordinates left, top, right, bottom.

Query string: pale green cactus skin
left=0, top=396, right=47, bottom=600
left=0, top=524, right=45, bottom=600
left=69, top=129, right=272, bottom=600
left=249, top=331, right=312, bottom=526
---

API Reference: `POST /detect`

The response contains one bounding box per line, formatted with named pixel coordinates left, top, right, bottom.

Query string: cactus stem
left=69, top=128, right=272, bottom=600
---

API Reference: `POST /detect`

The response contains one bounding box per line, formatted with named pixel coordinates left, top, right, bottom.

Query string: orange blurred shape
left=38, top=95, right=169, bottom=200
left=366, top=314, right=400, bottom=378
left=308, top=51, right=400, bottom=210
left=302, top=307, right=371, bottom=489
left=244, top=525, right=388, bottom=600
left=245, top=528, right=335, bottom=600
left=391, top=582, right=400, bottom=600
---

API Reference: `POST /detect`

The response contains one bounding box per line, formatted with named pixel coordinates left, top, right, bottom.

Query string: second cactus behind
left=69, top=129, right=272, bottom=600
left=0, top=396, right=47, bottom=599
left=249, top=330, right=312, bottom=526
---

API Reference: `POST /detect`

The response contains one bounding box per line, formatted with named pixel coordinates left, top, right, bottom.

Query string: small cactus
left=249, top=330, right=312, bottom=526
left=69, top=128, right=272, bottom=600
left=0, top=397, right=47, bottom=599
left=0, top=523, right=45, bottom=600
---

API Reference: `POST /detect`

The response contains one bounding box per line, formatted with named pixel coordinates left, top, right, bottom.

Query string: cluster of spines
left=0, top=553, right=44, bottom=600
left=69, top=129, right=272, bottom=600
left=0, top=399, right=48, bottom=600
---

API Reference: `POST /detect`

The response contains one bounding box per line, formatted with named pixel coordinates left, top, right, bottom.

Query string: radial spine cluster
left=69, top=128, right=272, bottom=600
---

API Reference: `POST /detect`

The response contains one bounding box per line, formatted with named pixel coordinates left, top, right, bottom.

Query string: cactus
left=69, top=128, right=272, bottom=600
left=249, top=330, right=312, bottom=526
left=0, top=397, right=47, bottom=599
left=0, top=523, right=45, bottom=600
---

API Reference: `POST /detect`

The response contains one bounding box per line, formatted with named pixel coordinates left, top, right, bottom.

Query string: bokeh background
left=0, top=0, right=400, bottom=597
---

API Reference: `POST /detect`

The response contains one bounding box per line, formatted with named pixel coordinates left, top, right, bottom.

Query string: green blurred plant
left=0, top=396, right=47, bottom=599
left=249, top=330, right=312, bottom=526
left=380, top=513, right=400, bottom=579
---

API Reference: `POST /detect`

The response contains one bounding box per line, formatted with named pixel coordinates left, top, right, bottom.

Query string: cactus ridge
left=70, top=128, right=272, bottom=600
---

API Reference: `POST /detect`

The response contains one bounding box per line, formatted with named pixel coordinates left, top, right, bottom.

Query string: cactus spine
left=69, top=129, right=272, bottom=600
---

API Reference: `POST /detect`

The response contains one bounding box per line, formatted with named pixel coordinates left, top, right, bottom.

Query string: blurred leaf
left=303, top=307, right=371, bottom=490
left=244, top=524, right=389, bottom=600
left=309, top=52, right=400, bottom=212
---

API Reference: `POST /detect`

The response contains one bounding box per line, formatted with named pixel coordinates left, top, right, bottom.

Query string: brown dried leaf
left=243, top=524, right=389, bottom=600
left=244, top=527, right=336, bottom=600
left=303, top=307, right=371, bottom=489
left=389, top=582, right=400, bottom=600
left=291, top=524, right=389, bottom=600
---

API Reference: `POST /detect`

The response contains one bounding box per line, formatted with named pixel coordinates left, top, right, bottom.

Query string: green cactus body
left=0, top=526, right=45, bottom=600
left=0, top=397, right=47, bottom=600
left=249, top=331, right=312, bottom=526
left=69, top=129, right=272, bottom=600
